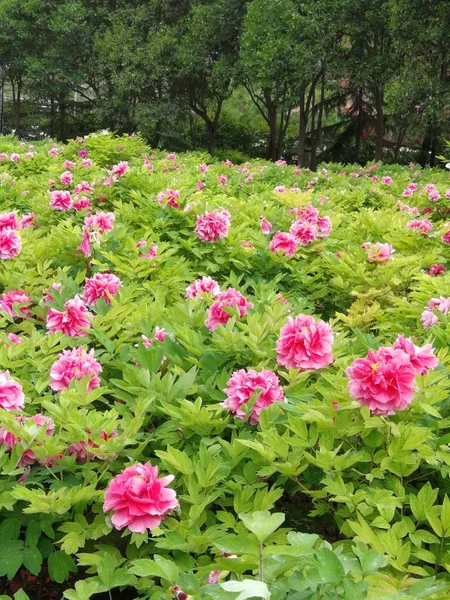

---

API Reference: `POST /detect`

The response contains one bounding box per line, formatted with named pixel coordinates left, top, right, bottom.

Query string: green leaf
left=48, top=551, right=77, bottom=583
left=22, top=546, right=42, bottom=575
left=63, top=579, right=100, bottom=600
left=0, top=539, right=23, bottom=579
left=220, top=579, right=271, bottom=600
left=239, top=511, right=285, bottom=543
left=315, top=548, right=345, bottom=585
left=215, top=535, right=260, bottom=556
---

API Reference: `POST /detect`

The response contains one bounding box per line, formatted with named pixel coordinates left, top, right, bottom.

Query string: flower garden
left=0, top=133, right=450, bottom=599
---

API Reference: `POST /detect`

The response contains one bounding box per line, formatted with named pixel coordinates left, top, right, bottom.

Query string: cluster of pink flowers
left=82, top=272, right=121, bottom=306
left=362, top=242, right=394, bottom=263
left=397, top=200, right=419, bottom=215
left=0, top=290, right=32, bottom=318
left=421, top=297, right=450, bottom=329
left=276, top=313, right=334, bottom=370
left=269, top=204, right=331, bottom=256
left=0, top=414, right=54, bottom=467
left=406, top=219, right=433, bottom=235
left=103, top=462, right=179, bottom=532
left=205, top=288, right=253, bottom=331
left=185, top=276, right=220, bottom=299
left=346, top=335, right=438, bottom=415
left=195, top=209, right=230, bottom=242
left=79, top=212, right=115, bottom=257
left=46, top=296, right=92, bottom=337
left=50, top=347, right=102, bottom=392
left=0, top=370, right=25, bottom=410
left=222, top=369, right=285, bottom=424
left=157, top=189, right=180, bottom=208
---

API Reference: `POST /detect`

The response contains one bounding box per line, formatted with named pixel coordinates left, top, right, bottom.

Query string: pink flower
left=74, top=181, right=94, bottom=195
left=103, top=462, right=179, bottom=533
left=446, top=190, right=450, bottom=199
left=0, top=153, right=6, bottom=161
left=0, top=212, right=19, bottom=230
left=402, top=189, right=413, bottom=198
left=141, top=327, right=167, bottom=349
left=407, top=219, right=433, bottom=234
left=393, top=335, right=438, bottom=375
left=63, top=160, right=76, bottom=170
left=205, top=288, right=253, bottom=331
left=0, top=290, right=32, bottom=318
left=110, top=161, right=130, bottom=178
left=0, top=228, right=21, bottom=260
left=7, top=333, right=22, bottom=344
left=408, top=183, right=418, bottom=191
left=364, top=242, right=394, bottom=263
left=260, top=217, right=272, bottom=234
left=442, top=230, right=450, bottom=244
left=421, top=297, right=450, bottom=329
left=289, top=221, right=317, bottom=246
left=198, top=163, right=208, bottom=173
left=157, top=189, right=180, bottom=208
left=269, top=231, right=298, bottom=257
left=167, top=153, right=176, bottom=160
left=78, top=149, right=88, bottom=158
left=346, top=347, right=418, bottom=415
left=50, top=347, right=102, bottom=392
left=85, top=212, right=115, bottom=233
left=135, top=239, right=147, bottom=248
left=223, top=160, right=233, bottom=167
left=0, top=370, right=24, bottom=410
left=290, top=204, right=319, bottom=223
left=381, top=176, right=392, bottom=185
left=82, top=272, right=121, bottom=306
left=429, top=190, right=441, bottom=202
left=195, top=209, right=230, bottom=242
left=427, top=264, right=446, bottom=276
left=46, top=295, right=92, bottom=337
left=78, top=227, right=92, bottom=257
left=82, top=158, right=93, bottom=168
left=196, top=181, right=205, bottom=191
left=49, top=148, right=59, bottom=157
left=241, top=241, right=254, bottom=249
left=19, top=213, right=35, bottom=229
left=217, top=175, right=227, bottom=185
left=140, top=245, right=158, bottom=259
left=50, top=190, right=72, bottom=211
left=10, top=153, right=20, bottom=163
left=276, top=314, right=333, bottom=370
left=60, top=171, right=73, bottom=186
left=73, top=196, right=91, bottom=211
left=274, top=186, right=285, bottom=194
left=185, top=276, right=220, bottom=299
left=68, top=429, right=118, bottom=463
left=222, top=369, right=285, bottom=424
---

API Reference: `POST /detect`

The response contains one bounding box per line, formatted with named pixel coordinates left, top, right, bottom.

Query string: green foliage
left=0, top=133, right=450, bottom=599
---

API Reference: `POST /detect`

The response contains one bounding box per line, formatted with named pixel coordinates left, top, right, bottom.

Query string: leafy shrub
left=0, top=133, right=450, bottom=599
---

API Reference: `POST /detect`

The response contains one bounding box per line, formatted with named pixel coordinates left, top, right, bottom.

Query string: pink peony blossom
left=317, top=216, right=332, bottom=237
left=46, top=295, right=92, bottom=337
left=19, top=213, right=35, bottom=229
left=0, top=228, right=21, bottom=260
left=82, top=272, right=121, bottom=306
left=7, top=333, right=21, bottom=344
left=364, top=242, right=394, bottom=263
left=60, top=171, right=73, bottom=186
left=346, top=347, right=418, bottom=415
left=407, top=219, right=433, bottom=234
left=82, top=158, right=93, bottom=168
left=49, top=190, right=72, bottom=211
left=103, top=462, right=179, bottom=533
left=157, top=189, right=180, bottom=208
left=442, top=230, right=450, bottom=244
left=402, top=189, right=413, bottom=198
left=185, top=276, right=220, bottom=299
left=63, top=160, right=76, bottom=170
left=290, top=204, right=319, bottom=223
left=85, top=212, right=115, bottom=233
left=135, top=239, right=147, bottom=248
left=78, top=149, right=88, bottom=158
left=421, top=297, right=450, bottom=329
left=50, top=347, right=102, bottom=392
left=0, top=370, right=24, bottom=410
left=195, top=209, right=230, bottom=242
left=427, top=264, right=446, bottom=276
left=274, top=186, right=285, bottom=194
left=0, top=290, right=32, bottom=318
left=111, top=161, right=130, bottom=178
left=381, top=176, right=392, bottom=185
left=260, top=217, right=272, bottom=234
left=10, top=153, right=20, bottom=163
left=68, top=429, right=118, bottom=463
left=429, top=190, right=441, bottom=202
left=198, top=163, right=208, bottom=173
left=140, top=245, right=158, bottom=260
left=0, top=212, right=19, bottom=231
left=217, top=175, right=227, bottom=185
left=49, top=148, right=59, bottom=157
left=276, top=313, right=333, bottom=370
left=205, top=288, right=253, bottom=331
left=393, top=335, right=438, bottom=375
left=222, top=369, right=285, bottom=424
left=0, top=414, right=54, bottom=466
left=196, top=181, right=205, bottom=191
left=167, top=153, right=176, bottom=160
left=289, top=221, right=317, bottom=246
left=72, top=196, right=91, bottom=211
left=74, top=181, right=94, bottom=195
left=269, top=231, right=298, bottom=256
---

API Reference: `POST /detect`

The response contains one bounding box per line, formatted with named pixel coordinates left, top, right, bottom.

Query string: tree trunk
left=374, top=87, right=384, bottom=161
left=354, top=87, right=364, bottom=163
left=59, top=93, right=67, bottom=141
left=419, top=123, right=432, bottom=167
left=206, top=120, right=217, bottom=156
left=10, top=77, right=22, bottom=136
left=297, top=86, right=307, bottom=166
left=394, top=129, right=404, bottom=161
left=310, top=70, right=325, bottom=171
left=50, top=94, right=56, bottom=138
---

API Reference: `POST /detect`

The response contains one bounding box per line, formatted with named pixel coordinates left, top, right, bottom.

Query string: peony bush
left=0, top=132, right=450, bottom=599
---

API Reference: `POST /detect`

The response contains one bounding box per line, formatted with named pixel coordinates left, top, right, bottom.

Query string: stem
left=259, top=543, right=264, bottom=582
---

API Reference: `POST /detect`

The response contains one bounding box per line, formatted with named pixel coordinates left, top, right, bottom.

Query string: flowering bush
left=1, top=133, right=450, bottom=599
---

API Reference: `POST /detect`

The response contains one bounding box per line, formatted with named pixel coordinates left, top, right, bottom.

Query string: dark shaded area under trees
left=0, top=0, right=449, bottom=167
